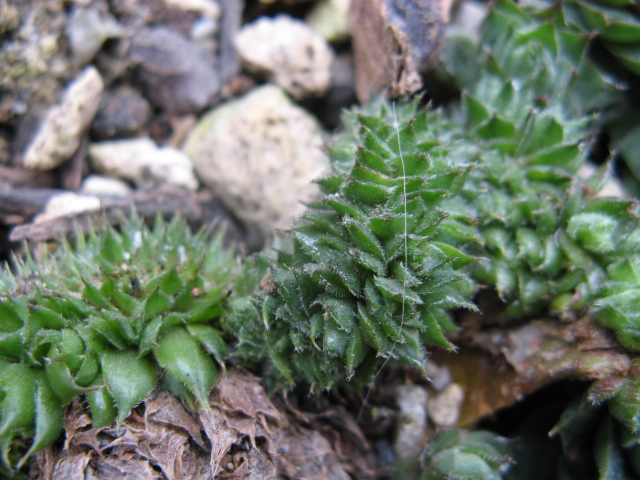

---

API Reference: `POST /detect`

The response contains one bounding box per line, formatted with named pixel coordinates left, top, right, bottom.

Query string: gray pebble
left=91, top=86, right=152, bottom=140
left=129, top=26, right=221, bottom=114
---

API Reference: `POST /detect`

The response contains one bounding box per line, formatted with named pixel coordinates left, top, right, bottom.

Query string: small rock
left=34, top=192, right=101, bottom=223
left=23, top=66, right=104, bottom=170
left=394, top=385, right=428, bottom=461
left=165, top=0, right=220, bottom=19
left=306, top=0, right=351, bottom=43
left=425, top=361, right=452, bottom=392
left=79, top=175, right=134, bottom=198
left=66, top=5, right=124, bottom=66
left=0, top=1, right=70, bottom=124
left=91, top=86, right=152, bottom=140
left=0, top=1, right=20, bottom=35
left=129, top=26, right=220, bottom=114
left=427, top=383, right=464, bottom=428
left=183, top=84, right=329, bottom=236
left=89, top=137, right=199, bottom=191
left=448, top=0, right=489, bottom=42
left=235, top=15, right=334, bottom=99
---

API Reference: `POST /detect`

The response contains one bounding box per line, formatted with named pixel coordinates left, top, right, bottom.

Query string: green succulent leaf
left=17, top=378, right=63, bottom=469
left=86, top=385, right=117, bottom=428
left=101, top=349, right=158, bottom=424
left=421, top=430, right=513, bottom=480
left=154, top=326, right=217, bottom=405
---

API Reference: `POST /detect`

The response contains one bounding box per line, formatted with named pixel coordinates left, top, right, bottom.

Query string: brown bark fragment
left=349, top=0, right=450, bottom=104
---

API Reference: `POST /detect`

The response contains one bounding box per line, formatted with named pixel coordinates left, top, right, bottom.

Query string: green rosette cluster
left=0, top=216, right=234, bottom=471
left=562, top=0, right=640, bottom=76
left=229, top=109, right=478, bottom=390
left=558, top=0, right=640, bottom=194
left=436, top=0, right=640, bottom=335
left=421, top=430, right=513, bottom=480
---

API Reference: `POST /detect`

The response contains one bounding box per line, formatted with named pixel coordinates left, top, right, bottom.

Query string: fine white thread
left=358, top=102, right=409, bottom=421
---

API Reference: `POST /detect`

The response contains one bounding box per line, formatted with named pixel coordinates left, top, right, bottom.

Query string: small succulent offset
left=420, top=430, right=513, bottom=480
left=228, top=104, right=478, bottom=390
left=0, top=215, right=234, bottom=471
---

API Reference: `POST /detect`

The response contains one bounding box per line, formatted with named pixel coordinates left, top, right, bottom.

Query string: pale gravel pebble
left=22, top=66, right=104, bottom=170
left=79, top=174, right=134, bottom=198
left=89, top=137, right=199, bottom=191
left=183, top=84, right=329, bottom=236
left=34, top=192, right=101, bottom=224
left=427, top=383, right=464, bottom=427
left=394, top=385, right=429, bottom=462
left=235, top=15, right=334, bottom=99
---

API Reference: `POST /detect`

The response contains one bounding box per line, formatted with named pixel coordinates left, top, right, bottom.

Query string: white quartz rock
left=23, top=66, right=104, bottom=170
left=79, top=174, right=133, bottom=198
left=306, top=0, right=351, bottom=43
left=34, top=192, right=101, bottom=223
left=427, top=383, right=465, bottom=427
left=235, top=15, right=334, bottom=98
left=89, top=137, right=199, bottom=191
left=183, top=84, right=329, bottom=236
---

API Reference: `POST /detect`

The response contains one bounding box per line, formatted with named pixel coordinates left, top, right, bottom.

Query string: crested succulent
left=421, top=430, right=513, bottom=480
left=227, top=103, right=478, bottom=390
left=0, top=215, right=235, bottom=471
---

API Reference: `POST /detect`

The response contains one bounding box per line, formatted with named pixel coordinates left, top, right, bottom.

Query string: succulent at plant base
left=532, top=0, right=640, bottom=193
left=420, top=429, right=514, bottom=480
left=0, top=215, right=235, bottom=472
left=227, top=103, right=479, bottom=391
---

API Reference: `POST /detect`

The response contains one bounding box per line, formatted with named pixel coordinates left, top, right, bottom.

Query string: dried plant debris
left=29, top=369, right=375, bottom=480
left=349, top=0, right=451, bottom=103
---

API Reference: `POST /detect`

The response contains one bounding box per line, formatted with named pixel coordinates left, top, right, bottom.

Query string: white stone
left=394, top=385, right=428, bottom=460
left=425, top=361, right=452, bottom=392
left=427, top=383, right=464, bottom=427
left=23, top=66, right=104, bottom=170
left=183, top=84, right=329, bottom=236
left=89, top=137, right=199, bottom=191
left=34, top=192, right=101, bottom=224
left=164, top=0, right=220, bottom=19
left=79, top=175, right=134, bottom=198
left=235, top=15, right=334, bottom=98
left=66, top=7, right=124, bottom=65
left=306, top=0, right=351, bottom=43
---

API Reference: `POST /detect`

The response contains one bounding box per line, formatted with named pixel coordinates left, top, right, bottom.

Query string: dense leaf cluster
left=439, top=0, right=640, bottom=330
left=228, top=108, right=478, bottom=389
left=420, top=430, right=513, bottom=480
left=0, top=216, right=234, bottom=472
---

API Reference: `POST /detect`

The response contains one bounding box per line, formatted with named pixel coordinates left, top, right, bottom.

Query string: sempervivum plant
left=0, top=215, right=234, bottom=471
left=421, top=430, right=513, bottom=480
left=434, top=0, right=640, bottom=331
left=228, top=106, right=478, bottom=390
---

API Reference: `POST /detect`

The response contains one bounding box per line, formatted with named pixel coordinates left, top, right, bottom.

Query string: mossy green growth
left=0, top=215, right=235, bottom=471
left=228, top=105, right=479, bottom=390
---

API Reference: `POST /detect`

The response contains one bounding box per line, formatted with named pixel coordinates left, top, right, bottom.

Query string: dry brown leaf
left=349, top=0, right=450, bottom=103
left=436, top=316, right=631, bottom=427
left=277, top=422, right=350, bottom=480
left=145, top=391, right=207, bottom=449
left=29, top=368, right=376, bottom=480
